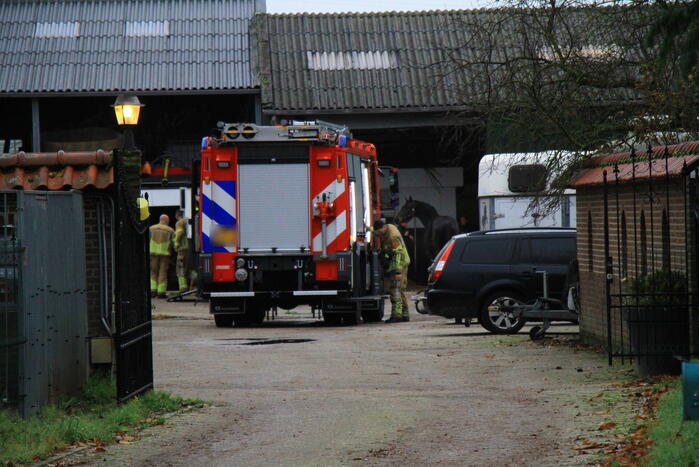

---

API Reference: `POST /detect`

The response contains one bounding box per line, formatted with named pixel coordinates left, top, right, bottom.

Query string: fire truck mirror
left=388, top=169, right=400, bottom=208
left=389, top=170, right=399, bottom=194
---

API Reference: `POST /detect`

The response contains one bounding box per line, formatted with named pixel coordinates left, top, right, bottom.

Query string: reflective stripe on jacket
left=149, top=223, right=175, bottom=256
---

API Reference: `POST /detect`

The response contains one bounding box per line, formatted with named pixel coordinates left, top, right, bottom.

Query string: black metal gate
left=603, top=145, right=698, bottom=373
left=114, top=150, right=153, bottom=402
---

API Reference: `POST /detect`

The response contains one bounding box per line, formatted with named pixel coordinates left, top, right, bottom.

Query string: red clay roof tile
left=570, top=141, right=699, bottom=188
left=0, top=151, right=114, bottom=191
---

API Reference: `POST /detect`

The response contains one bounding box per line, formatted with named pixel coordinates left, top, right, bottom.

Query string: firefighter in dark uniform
left=373, top=219, right=411, bottom=323
left=149, top=214, right=175, bottom=298
left=174, top=210, right=189, bottom=293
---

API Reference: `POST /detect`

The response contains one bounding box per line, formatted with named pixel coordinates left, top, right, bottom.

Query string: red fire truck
left=196, top=121, right=392, bottom=326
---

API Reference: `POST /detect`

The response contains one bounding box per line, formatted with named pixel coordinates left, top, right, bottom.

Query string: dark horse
left=395, top=198, right=459, bottom=272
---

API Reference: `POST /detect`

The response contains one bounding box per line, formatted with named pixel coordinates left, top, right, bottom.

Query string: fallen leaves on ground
left=526, top=334, right=606, bottom=353
left=574, top=441, right=609, bottom=451
left=594, top=376, right=675, bottom=466
left=115, top=433, right=137, bottom=445
left=151, top=313, right=176, bottom=320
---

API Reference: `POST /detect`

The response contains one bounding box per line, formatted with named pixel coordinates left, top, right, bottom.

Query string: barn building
left=0, top=0, right=264, bottom=165
left=252, top=11, right=488, bottom=224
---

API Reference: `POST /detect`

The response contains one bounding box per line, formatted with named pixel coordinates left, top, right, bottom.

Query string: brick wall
left=575, top=178, right=694, bottom=347
left=83, top=195, right=114, bottom=340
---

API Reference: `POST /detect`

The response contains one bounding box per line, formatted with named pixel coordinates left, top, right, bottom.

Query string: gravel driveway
left=69, top=299, right=629, bottom=466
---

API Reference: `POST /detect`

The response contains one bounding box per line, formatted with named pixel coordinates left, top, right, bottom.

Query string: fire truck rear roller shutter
left=238, top=163, right=310, bottom=253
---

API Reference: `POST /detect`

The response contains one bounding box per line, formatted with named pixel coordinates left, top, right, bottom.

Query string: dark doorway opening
left=0, top=93, right=257, bottom=162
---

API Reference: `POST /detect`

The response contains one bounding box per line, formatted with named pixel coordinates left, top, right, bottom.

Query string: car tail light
left=429, top=239, right=455, bottom=283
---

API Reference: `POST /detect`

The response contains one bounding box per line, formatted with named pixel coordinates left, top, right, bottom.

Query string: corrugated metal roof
left=254, top=9, right=639, bottom=112
left=0, top=151, right=114, bottom=190
left=570, top=142, right=699, bottom=187
left=0, top=0, right=261, bottom=94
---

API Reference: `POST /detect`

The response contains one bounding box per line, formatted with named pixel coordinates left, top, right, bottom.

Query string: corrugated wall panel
left=18, top=191, right=87, bottom=417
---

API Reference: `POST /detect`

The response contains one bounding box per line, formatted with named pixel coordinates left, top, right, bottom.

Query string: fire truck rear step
left=293, top=290, right=338, bottom=296
left=211, top=290, right=341, bottom=297
left=211, top=291, right=255, bottom=298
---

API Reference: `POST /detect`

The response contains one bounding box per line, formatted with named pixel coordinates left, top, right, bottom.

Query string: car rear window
left=520, top=237, right=575, bottom=264
left=460, top=238, right=512, bottom=264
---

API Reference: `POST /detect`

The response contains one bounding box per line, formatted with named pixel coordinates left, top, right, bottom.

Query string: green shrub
left=626, top=270, right=688, bottom=306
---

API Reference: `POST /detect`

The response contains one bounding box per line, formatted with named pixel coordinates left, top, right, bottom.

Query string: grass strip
left=645, top=379, right=699, bottom=466
left=0, top=374, right=205, bottom=464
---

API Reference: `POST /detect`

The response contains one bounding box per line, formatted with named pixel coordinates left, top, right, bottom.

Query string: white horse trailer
left=478, top=152, right=576, bottom=230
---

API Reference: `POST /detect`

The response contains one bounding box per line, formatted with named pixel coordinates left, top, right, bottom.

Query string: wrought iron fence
left=603, top=146, right=698, bottom=373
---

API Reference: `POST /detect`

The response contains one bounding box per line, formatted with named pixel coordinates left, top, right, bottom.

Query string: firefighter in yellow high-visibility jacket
left=149, top=214, right=175, bottom=298
left=173, top=210, right=190, bottom=293
left=373, top=219, right=411, bottom=323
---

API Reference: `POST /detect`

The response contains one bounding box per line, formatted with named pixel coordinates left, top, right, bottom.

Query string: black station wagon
left=422, top=228, right=577, bottom=334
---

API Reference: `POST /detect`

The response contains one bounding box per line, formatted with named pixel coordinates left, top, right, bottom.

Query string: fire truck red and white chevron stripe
left=311, top=177, right=349, bottom=253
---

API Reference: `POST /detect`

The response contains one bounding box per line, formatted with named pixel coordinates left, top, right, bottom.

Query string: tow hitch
left=411, top=291, right=429, bottom=314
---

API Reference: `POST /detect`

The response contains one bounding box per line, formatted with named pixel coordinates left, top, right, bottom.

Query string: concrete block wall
left=575, top=179, right=693, bottom=347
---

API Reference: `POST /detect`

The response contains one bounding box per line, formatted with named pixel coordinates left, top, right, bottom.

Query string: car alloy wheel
left=479, top=292, right=526, bottom=334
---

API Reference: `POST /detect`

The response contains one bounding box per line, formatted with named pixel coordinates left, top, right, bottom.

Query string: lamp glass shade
left=112, top=95, right=143, bottom=125
left=113, top=103, right=141, bottom=125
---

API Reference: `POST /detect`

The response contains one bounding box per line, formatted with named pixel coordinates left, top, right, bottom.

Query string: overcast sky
left=266, top=0, right=491, bottom=13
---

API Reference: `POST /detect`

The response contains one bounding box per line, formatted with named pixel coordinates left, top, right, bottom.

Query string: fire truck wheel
left=362, top=301, right=384, bottom=322
left=249, top=309, right=265, bottom=325
left=214, top=314, right=234, bottom=328
left=361, top=310, right=380, bottom=322
left=233, top=315, right=252, bottom=327
left=342, top=312, right=360, bottom=326
left=324, top=314, right=342, bottom=326
left=360, top=299, right=384, bottom=323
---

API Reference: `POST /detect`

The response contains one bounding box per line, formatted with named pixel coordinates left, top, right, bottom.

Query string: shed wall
left=19, top=191, right=88, bottom=416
